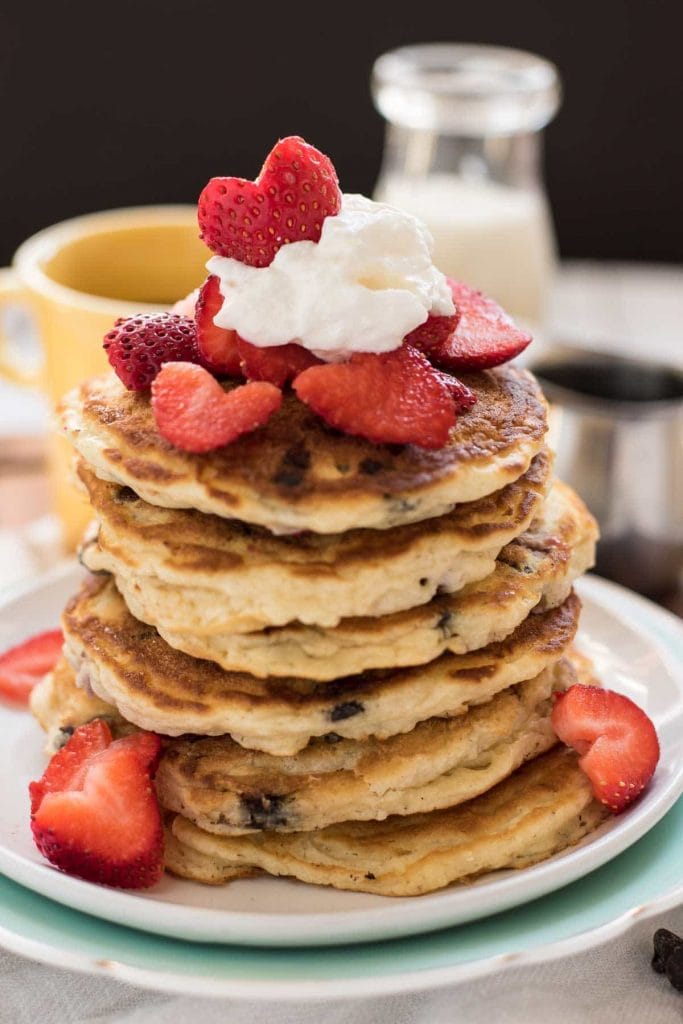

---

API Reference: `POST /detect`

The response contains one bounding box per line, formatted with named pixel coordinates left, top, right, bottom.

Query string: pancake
left=156, top=661, right=570, bottom=835
left=111, top=480, right=596, bottom=680
left=31, top=657, right=571, bottom=835
left=77, top=450, right=552, bottom=632
left=165, top=747, right=609, bottom=895
left=59, top=365, right=548, bottom=534
left=61, top=580, right=580, bottom=754
left=30, top=656, right=573, bottom=834
left=30, top=656, right=131, bottom=753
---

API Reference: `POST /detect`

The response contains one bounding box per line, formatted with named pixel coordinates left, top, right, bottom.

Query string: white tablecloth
left=1, top=261, right=682, bottom=1022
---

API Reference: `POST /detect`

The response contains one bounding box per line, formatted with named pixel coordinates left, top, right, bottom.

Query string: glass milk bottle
left=372, top=44, right=561, bottom=329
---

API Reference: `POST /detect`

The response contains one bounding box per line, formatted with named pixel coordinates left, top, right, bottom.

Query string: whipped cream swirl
left=207, top=194, right=454, bottom=362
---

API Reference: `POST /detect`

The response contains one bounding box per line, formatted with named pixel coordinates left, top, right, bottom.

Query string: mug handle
left=0, top=267, right=40, bottom=386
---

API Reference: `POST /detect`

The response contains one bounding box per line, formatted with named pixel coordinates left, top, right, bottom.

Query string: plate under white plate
left=0, top=564, right=681, bottom=948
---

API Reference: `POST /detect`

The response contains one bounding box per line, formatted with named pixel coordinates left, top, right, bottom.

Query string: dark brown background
left=1, top=0, right=680, bottom=264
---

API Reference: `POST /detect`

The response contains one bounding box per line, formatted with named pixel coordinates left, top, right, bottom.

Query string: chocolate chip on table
left=652, top=929, right=683, bottom=992
left=653, top=928, right=681, bottom=972
left=666, top=947, right=683, bottom=993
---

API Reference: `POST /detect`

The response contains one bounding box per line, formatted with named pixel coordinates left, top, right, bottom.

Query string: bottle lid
left=372, top=44, right=561, bottom=135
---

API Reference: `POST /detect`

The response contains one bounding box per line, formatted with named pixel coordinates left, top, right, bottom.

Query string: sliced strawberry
left=151, top=362, right=282, bottom=453
left=293, top=344, right=457, bottom=448
left=424, top=281, right=532, bottom=371
left=29, top=719, right=111, bottom=814
left=551, top=685, right=660, bottom=813
left=195, top=276, right=242, bottom=377
left=432, top=367, right=477, bottom=411
left=198, top=136, right=342, bottom=266
left=30, top=723, right=163, bottom=889
left=405, top=310, right=461, bottom=353
left=237, top=337, right=321, bottom=387
left=0, top=629, right=63, bottom=705
left=103, top=314, right=200, bottom=391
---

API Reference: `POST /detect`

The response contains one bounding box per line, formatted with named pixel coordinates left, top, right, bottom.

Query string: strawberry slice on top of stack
left=103, top=135, right=532, bottom=453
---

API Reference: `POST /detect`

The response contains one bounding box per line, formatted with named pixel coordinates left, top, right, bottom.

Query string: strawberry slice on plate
left=551, top=685, right=660, bottom=812
left=198, top=135, right=342, bottom=267
left=30, top=720, right=164, bottom=889
left=293, top=343, right=458, bottom=449
left=151, top=362, right=282, bottom=453
left=29, top=718, right=112, bottom=814
left=424, top=280, right=532, bottom=371
left=0, top=629, right=63, bottom=705
left=195, top=275, right=242, bottom=377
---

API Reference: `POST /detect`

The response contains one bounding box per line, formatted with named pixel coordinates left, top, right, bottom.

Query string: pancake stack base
left=34, top=362, right=609, bottom=898
left=165, top=748, right=608, bottom=897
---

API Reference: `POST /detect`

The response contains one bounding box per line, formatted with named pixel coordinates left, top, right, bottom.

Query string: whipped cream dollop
left=207, top=193, right=455, bottom=362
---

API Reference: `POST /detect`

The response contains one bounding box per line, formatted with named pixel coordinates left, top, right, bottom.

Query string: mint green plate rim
left=0, top=575, right=681, bottom=1001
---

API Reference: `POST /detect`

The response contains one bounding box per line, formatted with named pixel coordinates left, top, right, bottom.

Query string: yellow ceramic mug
left=0, top=206, right=208, bottom=549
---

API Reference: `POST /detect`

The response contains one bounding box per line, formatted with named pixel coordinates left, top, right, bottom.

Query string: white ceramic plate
left=0, top=565, right=682, bottom=950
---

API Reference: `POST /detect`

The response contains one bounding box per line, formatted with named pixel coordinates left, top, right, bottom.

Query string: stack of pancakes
left=31, top=363, right=609, bottom=896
